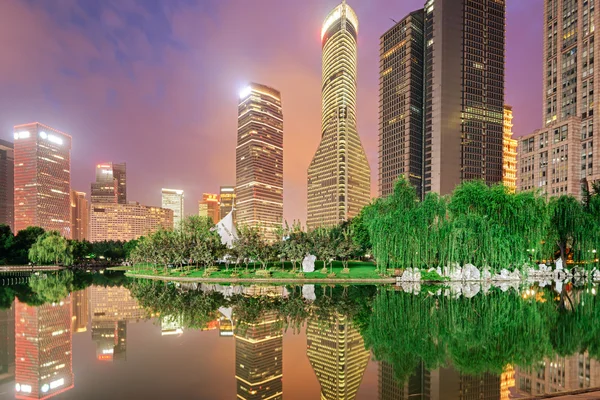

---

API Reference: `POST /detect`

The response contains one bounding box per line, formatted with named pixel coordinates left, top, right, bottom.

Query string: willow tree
left=28, top=231, right=73, bottom=266
left=547, top=196, right=586, bottom=263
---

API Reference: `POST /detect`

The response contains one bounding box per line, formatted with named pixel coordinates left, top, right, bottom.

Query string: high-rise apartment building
left=91, top=163, right=126, bottom=204
left=161, top=188, right=184, bottom=228
left=89, top=202, right=173, bottom=242
left=70, top=190, right=88, bottom=241
left=518, top=0, right=599, bottom=198
left=0, top=140, right=14, bottom=231
left=219, top=186, right=236, bottom=219
left=234, top=311, right=283, bottom=399
left=379, top=10, right=425, bottom=198
left=306, top=313, right=370, bottom=400
left=503, top=105, right=517, bottom=192
left=380, top=0, right=506, bottom=198
left=308, top=2, right=371, bottom=229
left=198, top=193, right=220, bottom=223
left=13, top=123, right=72, bottom=238
left=236, top=83, right=283, bottom=241
left=14, top=298, right=74, bottom=399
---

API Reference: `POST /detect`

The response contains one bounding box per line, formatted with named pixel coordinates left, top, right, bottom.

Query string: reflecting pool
left=0, top=271, right=599, bottom=399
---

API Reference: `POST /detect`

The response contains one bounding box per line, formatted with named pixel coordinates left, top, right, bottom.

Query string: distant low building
left=198, top=193, right=219, bottom=223
left=89, top=202, right=173, bottom=242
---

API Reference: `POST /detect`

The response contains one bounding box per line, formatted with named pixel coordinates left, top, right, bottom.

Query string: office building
left=378, top=361, right=430, bottom=400
left=518, top=0, right=599, bottom=197
left=112, top=163, right=127, bottom=204
left=0, top=305, right=15, bottom=385
left=89, top=202, right=173, bottom=242
left=13, top=123, right=72, bottom=238
left=503, top=106, right=517, bottom=192
left=219, top=186, right=236, bottom=219
left=236, top=83, right=283, bottom=241
left=308, top=1, right=371, bottom=229
left=14, top=298, right=74, bottom=399
left=0, top=139, right=14, bottom=231
left=380, top=0, right=506, bottom=198
left=235, top=311, right=283, bottom=399
left=161, top=188, right=184, bottom=228
left=307, top=313, right=370, bottom=400
left=379, top=10, right=425, bottom=198
left=70, top=190, right=88, bottom=241
left=198, top=193, right=220, bottom=223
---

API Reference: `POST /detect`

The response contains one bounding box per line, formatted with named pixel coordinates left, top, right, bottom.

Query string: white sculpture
left=463, top=283, right=480, bottom=298
left=302, top=285, right=316, bottom=301
left=302, top=254, right=316, bottom=273
left=555, top=258, right=564, bottom=271
left=555, top=280, right=564, bottom=294
left=450, top=266, right=463, bottom=281
left=482, top=267, right=492, bottom=281
left=593, top=270, right=600, bottom=281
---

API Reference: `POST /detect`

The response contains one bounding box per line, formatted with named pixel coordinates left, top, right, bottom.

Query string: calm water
left=0, top=273, right=599, bottom=399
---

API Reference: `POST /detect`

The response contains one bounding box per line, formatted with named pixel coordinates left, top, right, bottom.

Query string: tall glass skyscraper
left=307, top=1, right=371, bottom=230
left=0, top=139, right=14, bottom=231
left=236, top=83, right=283, bottom=241
left=91, top=162, right=126, bottom=204
left=161, top=188, right=184, bottom=228
left=13, top=123, right=72, bottom=238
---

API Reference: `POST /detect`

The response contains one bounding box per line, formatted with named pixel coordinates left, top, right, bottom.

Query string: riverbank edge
left=125, top=272, right=397, bottom=284
left=521, top=387, right=600, bottom=399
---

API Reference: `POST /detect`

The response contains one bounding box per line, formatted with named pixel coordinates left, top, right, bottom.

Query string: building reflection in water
left=89, top=285, right=145, bottom=362
left=14, top=297, right=74, bottom=399
left=71, top=288, right=89, bottom=333
left=234, top=310, right=283, bottom=400
left=378, top=361, right=513, bottom=400
left=307, top=313, right=370, bottom=400
left=161, top=315, right=184, bottom=336
left=515, top=353, right=600, bottom=396
left=0, top=304, right=15, bottom=385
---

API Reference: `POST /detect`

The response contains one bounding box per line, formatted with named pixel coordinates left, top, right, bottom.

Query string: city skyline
left=0, top=0, right=543, bottom=224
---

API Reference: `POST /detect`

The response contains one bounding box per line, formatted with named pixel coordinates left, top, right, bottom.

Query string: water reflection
left=3, top=272, right=600, bottom=399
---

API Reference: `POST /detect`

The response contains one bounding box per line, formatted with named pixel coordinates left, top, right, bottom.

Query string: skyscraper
left=234, top=311, right=283, bottom=400
left=379, top=10, right=425, bottom=198
left=13, top=123, right=72, bottom=238
left=14, top=298, right=74, bottom=399
left=236, top=83, right=283, bottom=241
left=380, top=1, right=506, bottom=198
left=91, top=163, right=126, bottom=204
left=306, top=313, right=370, bottom=400
left=517, top=0, right=598, bottom=198
left=70, top=190, right=88, bottom=241
left=307, top=1, right=371, bottom=229
left=161, top=188, right=184, bottom=228
left=502, top=105, right=517, bottom=192
left=198, top=193, right=220, bottom=223
left=0, top=139, right=14, bottom=231
left=0, top=305, right=15, bottom=385
left=219, top=186, right=236, bottom=219
left=71, top=288, right=89, bottom=333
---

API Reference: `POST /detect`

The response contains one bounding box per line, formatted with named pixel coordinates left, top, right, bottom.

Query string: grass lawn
left=127, top=260, right=386, bottom=280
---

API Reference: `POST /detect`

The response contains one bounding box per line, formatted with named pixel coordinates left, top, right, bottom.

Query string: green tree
left=11, top=226, right=45, bottom=265
left=548, top=195, right=585, bottom=263
left=28, top=231, right=73, bottom=266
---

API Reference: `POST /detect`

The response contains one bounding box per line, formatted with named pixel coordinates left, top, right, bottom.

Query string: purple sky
left=0, top=0, right=543, bottom=223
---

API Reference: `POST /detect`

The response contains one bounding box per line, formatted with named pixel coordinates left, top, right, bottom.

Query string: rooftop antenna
left=390, top=18, right=398, bottom=24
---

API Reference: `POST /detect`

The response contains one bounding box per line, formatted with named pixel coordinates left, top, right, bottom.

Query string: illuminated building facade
left=518, top=0, right=600, bottom=198
left=422, top=0, right=505, bottom=195
left=236, top=83, right=283, bottom=241
left=90, top=286, right=145, bottom=362
left=234, top=311, right=283, bottom=399
left=91, top=163, right=126, bottom=204
left=515, top=354, right=600, bottom=396
left=517, top=117, right=582, bottom=197
left=308, top=2, right=371, bottom=229
left=502, top=106, right=517, bottom=192
left=70, top=190, right=88, bottom=241
left=0, top=305, right=15, bottom=385
left=306, top=313, right=370, bottom=400
left=161, top=188, right=184, bottom=228
left=89, top=202, right=173, bottom=242
left=14, top=298, right=74, bottom=399
left=378, top=361, right=430, bottom=400
left=219, top=186, right=236, bottom=219
left=0, top=139, right=14, bottom=231
left=379, top=10, right=425, bottom=198
left=161, top=315, right=184, bottom=336
left=198, top=193, right=220, bottom=223
left=13, top=123, right=72, bottom=238
left=71, top=288, right=89, bottom=333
